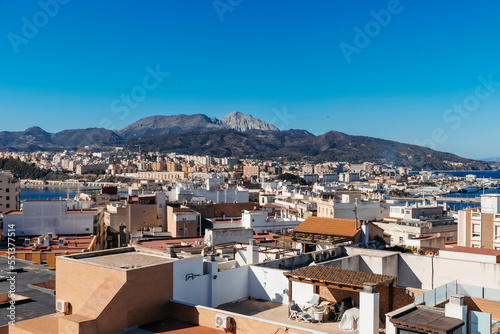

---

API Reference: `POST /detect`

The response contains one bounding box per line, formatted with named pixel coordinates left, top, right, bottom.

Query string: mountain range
left=118, top=111, right=278, bottom=138
left=0, top=111, right=491, bottom=170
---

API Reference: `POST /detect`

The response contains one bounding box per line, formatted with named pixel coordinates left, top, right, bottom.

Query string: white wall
left=249, top=266, right=291, bottom=304
left=215, top=266, right=249, bottom=306
left=205, top=228, right=253, bottom=246
left=292, top=281, right=314, bottom=305
left=173, top=257, right=210, bottom=306
left=345, top=248, right=399, bottom=277
left=433, top=256, right=500, bottom=289
left=193, top=188, right=249, bottom=203
left=323, top=255, right=361, bottom=271
left=340, top=247, right=500, bottom=291
left=3, top=201, right=95, bottom=236
left=333, top=202, right=389, bottom=221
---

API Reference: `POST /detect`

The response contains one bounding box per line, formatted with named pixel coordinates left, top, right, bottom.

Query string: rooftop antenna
left=355, top=198, right=359, bottom=229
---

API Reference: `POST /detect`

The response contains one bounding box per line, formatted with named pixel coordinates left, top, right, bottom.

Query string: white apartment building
left=375, top=202, right=456, bottom=246
left=3, top=200, right=98, bottom=236
left=210, top=209, right=303, bottom=233
left=316, top=191, right=391, bottom=221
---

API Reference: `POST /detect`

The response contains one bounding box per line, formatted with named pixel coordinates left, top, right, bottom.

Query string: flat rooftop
left=67, top=248, right=176, bottom=270
left=0, top=257, right=55, bottom=326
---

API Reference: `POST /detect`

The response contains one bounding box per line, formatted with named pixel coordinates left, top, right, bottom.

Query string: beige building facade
left=0, top=171, right=20, bottom=213
left=458, top=194, right=500, bottom=250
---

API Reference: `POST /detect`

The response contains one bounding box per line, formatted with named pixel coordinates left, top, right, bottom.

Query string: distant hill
left=113, top=129, right=490, bottom=170
left=118, top=111, right=278, bottom=139
left=0, top=127, right=122, bottom=150
left=0, top=158, right=65, bottom=180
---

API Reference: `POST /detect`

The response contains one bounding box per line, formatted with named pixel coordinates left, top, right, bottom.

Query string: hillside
left=0, top=158, right=65, bottom=180
left=0, top=127, right=122, bottom=150
left=114, top=129, right=489, bottom=170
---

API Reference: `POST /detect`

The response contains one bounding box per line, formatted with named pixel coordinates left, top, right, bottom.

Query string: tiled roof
left=293, top=217, right=361, bottom=238
left=390, top=306, right=464, bottom=334
left=283, top=265, right=395, bottom=288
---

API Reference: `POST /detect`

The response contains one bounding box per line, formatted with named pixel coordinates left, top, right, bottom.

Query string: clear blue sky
left=1, top=0, right=500, bottom=159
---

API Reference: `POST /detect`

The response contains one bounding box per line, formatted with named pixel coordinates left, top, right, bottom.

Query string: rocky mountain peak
left=220, top=111, right=279, bottom=132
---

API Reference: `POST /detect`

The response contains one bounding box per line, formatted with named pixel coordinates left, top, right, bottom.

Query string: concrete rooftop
left=0, top=257, right=55, bottom=326
left=68, top=248, right=176, bottom=270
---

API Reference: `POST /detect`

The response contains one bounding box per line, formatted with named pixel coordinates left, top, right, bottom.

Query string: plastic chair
left=305, top=293, right=320, bottom=308
left=288, top=300, right=302, bottom=321
left=288, top=300, right=315, bottom=323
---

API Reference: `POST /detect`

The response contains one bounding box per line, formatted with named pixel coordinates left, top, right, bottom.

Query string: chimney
left=166, top=245, right=177, bottom=258
left=445, top=294, right=467, bottom=334
left=362, top=221, right=370, bottom=245
left=359, top=283, right=379, bottom=334
left=355, top=198, right=359, bottom=229
left=246, top=239, right=259, bottom=264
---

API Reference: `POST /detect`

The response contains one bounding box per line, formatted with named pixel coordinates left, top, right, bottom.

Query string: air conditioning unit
left=215, top=314, right=231, bottom=329
left=56, top=300, right=69, bottom=314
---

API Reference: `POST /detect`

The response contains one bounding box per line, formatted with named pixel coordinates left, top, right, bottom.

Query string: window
left=6, top=188, right=9, bottom=193
left=472, top=224, right=481, bottom=238
left=399, top=236, right=404, bottom=243
left=496, top=226, right=500, bottom=239
left=6, top=196, right=9, bottom=201
left=6, top=204, right=9, bottom=208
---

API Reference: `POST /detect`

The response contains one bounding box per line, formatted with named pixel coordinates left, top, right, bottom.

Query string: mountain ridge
left=0, top=112, right=491, bottom=170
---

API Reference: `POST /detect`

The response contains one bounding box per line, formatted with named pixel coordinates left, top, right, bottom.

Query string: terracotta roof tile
left=293, top=217, right=361, bottom=238
left=283, top=265, right=395, bottom=288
